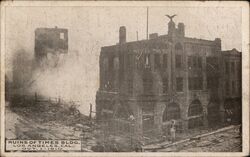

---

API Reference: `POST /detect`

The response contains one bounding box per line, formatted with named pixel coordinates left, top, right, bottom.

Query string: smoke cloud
left=11, top=49, right=99, bottom=115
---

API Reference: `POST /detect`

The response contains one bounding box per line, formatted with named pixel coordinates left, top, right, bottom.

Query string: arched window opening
left=188, top=99, right=203, bottom=116
left=163, top=103, right=180, bottom=122
left=188, top=99, right=203, bottom=129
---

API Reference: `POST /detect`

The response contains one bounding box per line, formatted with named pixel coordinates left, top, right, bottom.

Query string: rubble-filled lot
left=5, top=98, right=139, bottom=152
left=5, top=99, right=97, bottom=151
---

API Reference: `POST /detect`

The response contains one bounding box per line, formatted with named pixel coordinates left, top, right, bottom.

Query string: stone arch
left=163, top=102, right=181, bottom=122
left=188, top=99, right=203, bottom=116
left=188, top=99, right=203, bottom=129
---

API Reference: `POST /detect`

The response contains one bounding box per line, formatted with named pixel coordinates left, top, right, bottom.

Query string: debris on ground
left=6, top=96, right=97, bottom=151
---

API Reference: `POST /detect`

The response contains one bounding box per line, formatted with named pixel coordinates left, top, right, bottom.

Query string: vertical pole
left=80, top=131, right=83, bottom=152
left=146, top=7, right=149, bottom=40
left=35, top=92, right=37, bottom=102
left=102, top=120, right=105, bottom=152
left=130, top=123, right=132, bottom=150
left=168, top=43, right=173, bottom=101
left=89, top=103, right=92, bottom=120
left=171, top=45, right=173, bottom=98
left=136, top=31, right=139, bottom=41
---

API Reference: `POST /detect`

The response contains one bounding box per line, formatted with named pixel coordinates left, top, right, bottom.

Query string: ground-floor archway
left=142, top=103, right=155, bottom=137
left=188, top=99, right=203, bottom=129
left=162, top=102, right=181, bottom=122
left=161, top=102, right=182, bottom=134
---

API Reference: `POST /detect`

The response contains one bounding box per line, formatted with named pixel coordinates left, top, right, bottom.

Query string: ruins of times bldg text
left=96, top=17, right=242, bottom=135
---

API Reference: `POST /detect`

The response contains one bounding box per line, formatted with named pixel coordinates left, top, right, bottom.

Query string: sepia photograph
left=0, top=1, right=249, bottom=156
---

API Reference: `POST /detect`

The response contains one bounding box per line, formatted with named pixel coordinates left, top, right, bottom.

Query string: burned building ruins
left=96, top=16, right=242, bottom=136
left=34, top=27, right=68, bottom=67
left=8, top=27, right=69, bottom=97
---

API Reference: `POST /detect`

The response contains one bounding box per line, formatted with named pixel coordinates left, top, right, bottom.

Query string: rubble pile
left=7, top=95, right=94, bottom=141
left=10, top=96, right=89, bottom=126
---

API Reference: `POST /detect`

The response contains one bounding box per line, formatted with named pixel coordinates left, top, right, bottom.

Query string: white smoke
left=29, top=50, right=98, bottom=115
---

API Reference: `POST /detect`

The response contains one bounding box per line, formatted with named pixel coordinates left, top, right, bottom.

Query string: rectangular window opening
left=143, top=78, right=153, bottom=94
left=175, top=55, right=182, bottom=68
left=154, top=54, right=161, bottom=69
left=225, top=80, right=230, bottom=95
left=176, top=77, right=183, bottom=92
left=128, top=79, right=133, bottom=95
left=163, top=54, right=168, bottom=68
left=225, top=61, right=229, bottom=74
left=231, top=62, right=235, bottom=74
left=60, top=32, right=64, bottom=40
left=162, top=78, right=168, bottom=94
left=189, top=77, right=203, bottom=90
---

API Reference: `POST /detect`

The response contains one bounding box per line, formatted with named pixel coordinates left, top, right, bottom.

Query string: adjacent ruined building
left=221, top=49, right=242, bottom=124
left=96, top=18, right=242, bottom=136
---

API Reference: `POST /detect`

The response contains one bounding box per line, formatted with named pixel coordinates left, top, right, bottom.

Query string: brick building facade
left=96, top=18, right=241, bottom=136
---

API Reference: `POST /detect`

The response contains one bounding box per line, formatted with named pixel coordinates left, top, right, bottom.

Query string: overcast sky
left=5, top=6, right=242, bottom=114
left=6, top=6, right=242, bottom=63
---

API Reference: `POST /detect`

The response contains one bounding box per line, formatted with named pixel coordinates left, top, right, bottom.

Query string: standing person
left=170, top=120, right=176, bottom=143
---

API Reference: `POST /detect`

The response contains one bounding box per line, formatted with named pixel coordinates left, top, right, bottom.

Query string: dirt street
left=156, top=126, right=241, bottom=152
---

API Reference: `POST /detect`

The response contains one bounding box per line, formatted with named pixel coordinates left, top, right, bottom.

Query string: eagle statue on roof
left=165, top=14, right=177, bottom=21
